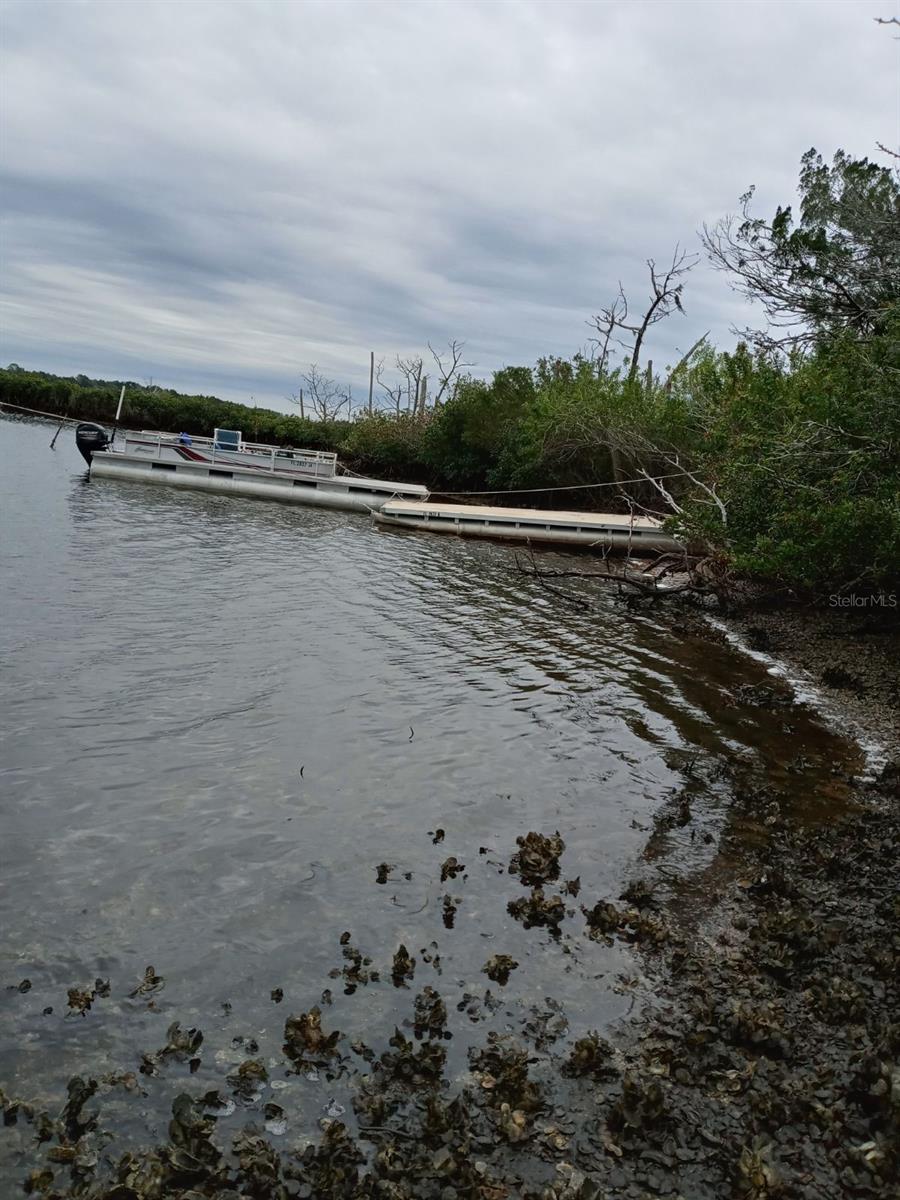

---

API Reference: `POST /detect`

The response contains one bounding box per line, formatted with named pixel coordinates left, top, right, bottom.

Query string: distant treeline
left=3, top=147, right=898, bottom=595
left=0, top=366, right=346, bottom=457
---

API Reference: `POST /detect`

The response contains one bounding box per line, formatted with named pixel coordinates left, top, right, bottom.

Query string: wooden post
left=368, top=351, right=374, bottom=415
left=419, top=374, right=427, bottom=417
left=299, top=388, right=305, bottom=420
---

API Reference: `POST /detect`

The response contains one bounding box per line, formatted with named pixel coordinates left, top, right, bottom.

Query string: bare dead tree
left=396, top=355, right=424, bottom=415
left=300, top=364, right=353, bottom=421
left=588, top=247, right=698, bottom=381
left=428, top=339, right=473, bottom=405
left=375, top=355, right=424, bottom=416
left=373, top=342, right=469, bottom=416
left=374, top=358, right=403, bottom=416
left=287, top=388, right=305, bottom=420
left=588, top=287, right=626, bottom=372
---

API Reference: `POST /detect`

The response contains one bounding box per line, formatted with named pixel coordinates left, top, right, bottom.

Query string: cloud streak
left=1, top=0, right=896, bottom=406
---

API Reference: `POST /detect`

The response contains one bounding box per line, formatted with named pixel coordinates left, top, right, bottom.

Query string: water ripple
left=0, top=414, right=858, bottom=1109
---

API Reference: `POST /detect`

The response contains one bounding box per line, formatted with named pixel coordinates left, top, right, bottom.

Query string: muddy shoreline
left=2, top=614, right=898, bottom=1199
left=726, top=605, right=900, bottom=764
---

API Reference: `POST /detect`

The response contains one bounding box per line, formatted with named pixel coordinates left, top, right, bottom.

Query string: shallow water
left=0, top=413, right=859, bottom=1175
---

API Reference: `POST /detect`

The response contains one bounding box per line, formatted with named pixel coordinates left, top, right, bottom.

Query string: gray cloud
left=1, top=0, right=896, bottom=406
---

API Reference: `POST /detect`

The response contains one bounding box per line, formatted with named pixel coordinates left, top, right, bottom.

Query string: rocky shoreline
left=2, top=614, right=898, bottom=1200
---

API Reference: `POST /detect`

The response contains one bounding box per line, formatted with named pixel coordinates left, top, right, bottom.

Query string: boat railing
left=123, top=431, right=338, bottom=477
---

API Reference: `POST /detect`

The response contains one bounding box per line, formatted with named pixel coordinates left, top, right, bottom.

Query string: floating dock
left=374, top=500, right=681, bottom=554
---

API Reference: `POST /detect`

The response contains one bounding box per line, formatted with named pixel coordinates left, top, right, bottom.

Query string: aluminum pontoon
left=374, top=500, right=682, bottom=554
left=75, top=424, right=428, bottom=513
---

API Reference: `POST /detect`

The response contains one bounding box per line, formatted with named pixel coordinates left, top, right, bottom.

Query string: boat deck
left=379, top=500, right=664, bottom=528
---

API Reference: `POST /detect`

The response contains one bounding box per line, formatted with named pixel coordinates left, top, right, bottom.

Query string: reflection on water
left=0, top=414, right=857, bottom=1160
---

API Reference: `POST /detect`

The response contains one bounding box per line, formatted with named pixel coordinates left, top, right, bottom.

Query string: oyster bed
left=2, top=757, right=898, bottom=1200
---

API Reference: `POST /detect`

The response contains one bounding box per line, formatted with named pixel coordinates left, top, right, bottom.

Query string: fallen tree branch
left=513, top=533, right=745, bottom=611
left=514, top=548, right=727, bottom=604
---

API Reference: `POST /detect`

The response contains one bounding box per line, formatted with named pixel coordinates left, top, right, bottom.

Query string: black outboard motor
left=75, top=422, right=110, bottom=465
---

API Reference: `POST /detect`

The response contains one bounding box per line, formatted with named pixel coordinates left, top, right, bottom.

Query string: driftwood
left=515, top=545, right=738, bottom=609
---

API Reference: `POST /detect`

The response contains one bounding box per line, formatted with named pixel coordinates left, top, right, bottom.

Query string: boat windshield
left=213, top=428, right=242, bottom=452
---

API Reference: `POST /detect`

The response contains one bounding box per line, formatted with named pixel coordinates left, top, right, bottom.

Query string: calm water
left=0, top=413, right=856, bottom=1172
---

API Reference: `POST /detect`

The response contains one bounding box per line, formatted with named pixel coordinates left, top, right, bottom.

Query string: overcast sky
left=1, top=0, right=897, bottom=408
